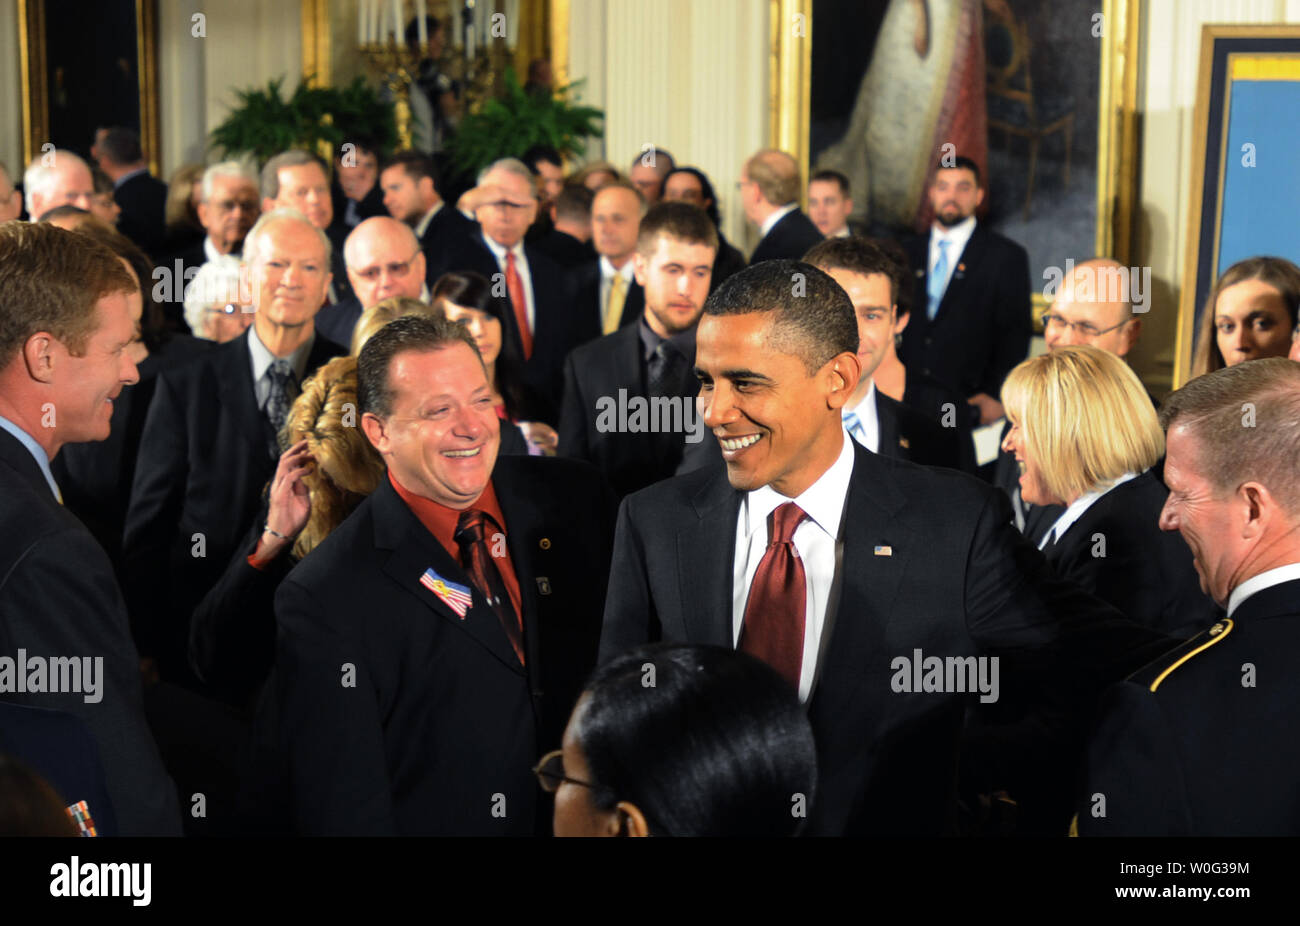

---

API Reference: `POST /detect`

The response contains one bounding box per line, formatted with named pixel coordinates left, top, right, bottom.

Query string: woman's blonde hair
left=283, top=355, right=386, bottom=558
left=1001, top=345, right=1164, bottom=503
left=165, top=163, right=206, bottom=232
left=350, top=295, right=444, bottom=356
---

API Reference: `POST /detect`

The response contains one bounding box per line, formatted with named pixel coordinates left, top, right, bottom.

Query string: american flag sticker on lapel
left=419, top=568, right=474, bottom=618
left=874, top=545, right=893, bottom=557
left=66, top=800, right=97, bottom=837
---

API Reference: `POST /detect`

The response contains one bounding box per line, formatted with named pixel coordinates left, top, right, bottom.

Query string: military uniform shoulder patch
left=1130, top=619, right=1235, bottom=693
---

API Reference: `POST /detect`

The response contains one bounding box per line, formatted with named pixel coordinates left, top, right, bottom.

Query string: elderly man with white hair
left=444, top=157, right=580, bottom=416
left=23, top=149, right=95, bottom=221
left=182, top=255, right=253, bottom=343
left=123, top=208, right=346, bottom=689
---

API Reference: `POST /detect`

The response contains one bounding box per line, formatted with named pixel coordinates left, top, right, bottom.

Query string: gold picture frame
left=18, top=0, right=160, bottom=177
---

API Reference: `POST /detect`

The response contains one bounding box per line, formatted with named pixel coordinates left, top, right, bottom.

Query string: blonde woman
left=190, top=356, right=384, bottom=707
left=1001, top=345, right=1218, bottom=636
left=1191, top=256, right=1300, bottom=377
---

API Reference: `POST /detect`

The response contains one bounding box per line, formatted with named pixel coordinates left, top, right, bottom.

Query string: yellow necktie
left=604, top=274, right=629, bottom=334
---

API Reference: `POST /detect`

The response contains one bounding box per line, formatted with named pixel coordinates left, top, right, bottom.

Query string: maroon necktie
left=454, top=509, right=525, bottom=665
left=738, top=502, right=807, bottom=690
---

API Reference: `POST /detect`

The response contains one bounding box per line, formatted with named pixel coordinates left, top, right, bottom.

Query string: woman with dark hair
left=1192, top=256, right=1300, bottom=377
left=537, top=643, right=817, bottom=837
left=661, top=166, right=747, bottom=291
left=432, top=270, right=558, bottom=455
left=50, top=222, right=209, bottom=565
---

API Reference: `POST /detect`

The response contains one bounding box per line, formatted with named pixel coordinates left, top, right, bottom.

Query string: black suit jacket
left=1044, top=471, right=1221, bottom=638
left=313, top=295, right=362, bottom=350
left=114, top=171, right=169, bottom=258
left=749, top=208, right=824, bottom=264
left=875, top=389, right=973, bottom=473
left=122, top=329, right=345, bottom=682
left=558, top=322, right=699, bottom=497
left=1081, top=579, right=1300, bottom=835
left=268, top=457, right=616, bottom=835
left=418, top=203, right=477, bottom=283
left=0, top=429, right=180, bottom=834
left=155, top=239, right=211, bottom=333
left=712, top=233, right=748, bottom=292
left=531, top=228, right=596, bottom=271
left=598, top=442, right=1176, bottom=835
left=572, top=261, right=644, bottom=340
left=901, top=225, right=1031, bottom=399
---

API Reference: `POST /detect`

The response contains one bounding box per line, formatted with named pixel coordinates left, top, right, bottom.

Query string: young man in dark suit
left=378, top=150, right=474, bottom=285
left=0, top=222, right=180, bottom=834
left=559, top=201, right=717, bottom=497
left=1081, top=359, right=1300, bottom=835
left=806, top=236, right=974, bottom=473
left=901, top=156, right=1031, bottom=427
left=123, top=209, right=346, bottom=687
left=598, top=260, right=1174, bottom=836
left=742, top=149, right=824, bottom=265
left=269, top=315, right=614, bottom=834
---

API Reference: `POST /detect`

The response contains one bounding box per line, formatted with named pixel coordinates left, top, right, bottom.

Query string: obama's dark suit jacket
left=267, top=456, right=616, bottom=835
left=598, top=441, right=1175, bottom=835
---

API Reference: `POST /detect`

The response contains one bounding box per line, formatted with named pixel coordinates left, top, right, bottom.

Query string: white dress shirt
left=247, top=324, right=315, bottom=411
left=1038, top=470, right=1140, bottom=550
left=842, top=381, right=880, bottom=453
left=482, top=233, right=535, bottom=333
left=759, top=203, right=799, bottom=239
left=414, top=202, right=443, bottom=240
left=928, top=214, right=976, bottom=296
left=1227, top=563, right=1300, bottom=617
left=732, top=429, right=855, bottom=702
left=831, top=225, right=851, bottom=238
left=202, top=236, right=222, bottom=263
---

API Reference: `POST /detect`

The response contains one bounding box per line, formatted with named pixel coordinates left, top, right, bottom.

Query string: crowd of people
left=1, top=123, right=1299, bottom=838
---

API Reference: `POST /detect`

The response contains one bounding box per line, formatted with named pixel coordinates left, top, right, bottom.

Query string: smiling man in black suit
left=598, top=260, right=1174, bottom=836
left=269, top=315, right=614, bottom=834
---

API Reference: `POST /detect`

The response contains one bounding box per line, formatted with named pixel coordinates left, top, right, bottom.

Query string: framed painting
left=778, top=0, right=1140, bottom=324
left=18, top=0, right=160, bottom=174
left=1174, top=24, right=1300, bottom=387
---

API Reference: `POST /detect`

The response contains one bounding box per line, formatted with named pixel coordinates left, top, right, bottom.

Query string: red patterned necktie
left=505, top=250, right=532, bottom=359
left=454, top=509, right=525, bottom=665
left=738, top=502, right=807, bottom=690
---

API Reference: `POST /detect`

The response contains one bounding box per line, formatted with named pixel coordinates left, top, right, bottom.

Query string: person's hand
left=966, top=393, right=1006, bottom=427
left=252, top=440, right=314, bottom=565
left=457, top=182, right=509, bottom=217
left=519, top=421, right=559, bottom=456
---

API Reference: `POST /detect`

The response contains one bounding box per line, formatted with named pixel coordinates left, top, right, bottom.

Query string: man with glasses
left=315, top=217, right=429, bottom=347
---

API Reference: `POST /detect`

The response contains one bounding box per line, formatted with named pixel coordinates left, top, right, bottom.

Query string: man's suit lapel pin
left=874, top=545, right=893, bottom=557
left=898, top=436, right=911, bottom=450
left=419, top=567, right=473, bottom=619
left=536, top=577, right=552, bottom=595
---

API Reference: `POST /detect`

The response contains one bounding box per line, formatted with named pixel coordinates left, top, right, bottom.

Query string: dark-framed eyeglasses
left=532, top=749, right=594, bottom=793
left=1042, top=313, right=1129, bottom=339
left=352, top=251, right=421, bottom=283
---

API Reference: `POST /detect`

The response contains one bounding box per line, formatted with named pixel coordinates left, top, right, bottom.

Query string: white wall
left=568, top=0, right=769, bottom=252
left=1130, top=0, right=1300, bottom=389
left=0, top=2, right=21, bottom=176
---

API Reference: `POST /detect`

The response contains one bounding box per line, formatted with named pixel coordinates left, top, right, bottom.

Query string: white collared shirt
left=1039, top=470, right=1141, bottom=550
left=482, top=232, right=535, bottom=333
left=203, top=236, right=222, bottom=264
left=732, top=429, right=855, bottom=702
left=929, top=215, right=976, bottom=296
left=842, top=381, right=880, bottom=454
left=247, top=324, right=315, bottom=411
left=831, top=225, right=851, bottom=238
left=414, top=202, right=443, bottom=240
left=759, top=202, right=799, bottom=239
left=1227, top=563, right=1300, bottom=617
left=0, top=414, right=61, bottom=502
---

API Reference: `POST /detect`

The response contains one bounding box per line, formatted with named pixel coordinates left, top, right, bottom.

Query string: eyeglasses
left=532, top=749, right=593, bottom=793
left=483, top=199, right=533, bottom=213
left=1042, top=314, right=1129, bottom=339
left=352, top=251, right=421, bottom=283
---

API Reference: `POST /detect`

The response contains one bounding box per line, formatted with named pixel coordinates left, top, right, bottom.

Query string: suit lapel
left=678, top=468, right=741, bottom=647
left=873, top=391, right=903, bottom=460
left=492, top=462, right=545, bottom=687
left=217, top=332, right=273, bottom=461
left=372, top=479, right=525, bottom=675
left=935, top=225, right=989, bottom=321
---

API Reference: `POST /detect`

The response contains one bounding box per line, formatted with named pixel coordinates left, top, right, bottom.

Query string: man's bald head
left=24, top=151, right=94, bottom=221
left=344, top=216, right=426, bottom=309
left=1044, top=257, right=1141, bottom=358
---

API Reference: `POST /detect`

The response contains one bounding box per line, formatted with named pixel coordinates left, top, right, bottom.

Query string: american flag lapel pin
left=874, top=545, right=893, bottom=557
left=419, top=567, right=474, bottom=618
left=898, top=436, right=911, bottom=450
left=66, top=800, right=97, bottom=837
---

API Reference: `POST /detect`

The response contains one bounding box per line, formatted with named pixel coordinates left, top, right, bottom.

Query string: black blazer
left=418, top=203, right=477, bottom=284
left=749, top=208, right=823, bottom=264
left=121, top=329, right=345, bottom=683
left=712, top=233, right=748, bottom=293
left=1081, top=579, right=1300, bottom=835
left=267, top=457, right=616, bottom=835
left=531, top=228, right=597, bottom=271
left=155, top=239, right=211, bottom=334
left=572, top=261, right=643, bottom=341
left=1043, top=471, right=1221, bottom=637
left=558, top=322, right=698, bottom=498
left=313, top=295, right=362, bottom=350
left=598, top=442, right=1176, bottom=835
left=875, top=389, right=974, bottom=473
left=0, top=429, right=180, bottom=835
left=114, top=170, right=169, bottom=259
left=901, top=224, right=1031, bottom=399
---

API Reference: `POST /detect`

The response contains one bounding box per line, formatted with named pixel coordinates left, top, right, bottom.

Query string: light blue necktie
left=842, top=409, right=866, bottom=448
left=927, top=239, right=950, bottom=321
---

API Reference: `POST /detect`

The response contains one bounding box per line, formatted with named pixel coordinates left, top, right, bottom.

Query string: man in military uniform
left=1079, top=358, right=1300, bottom=835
